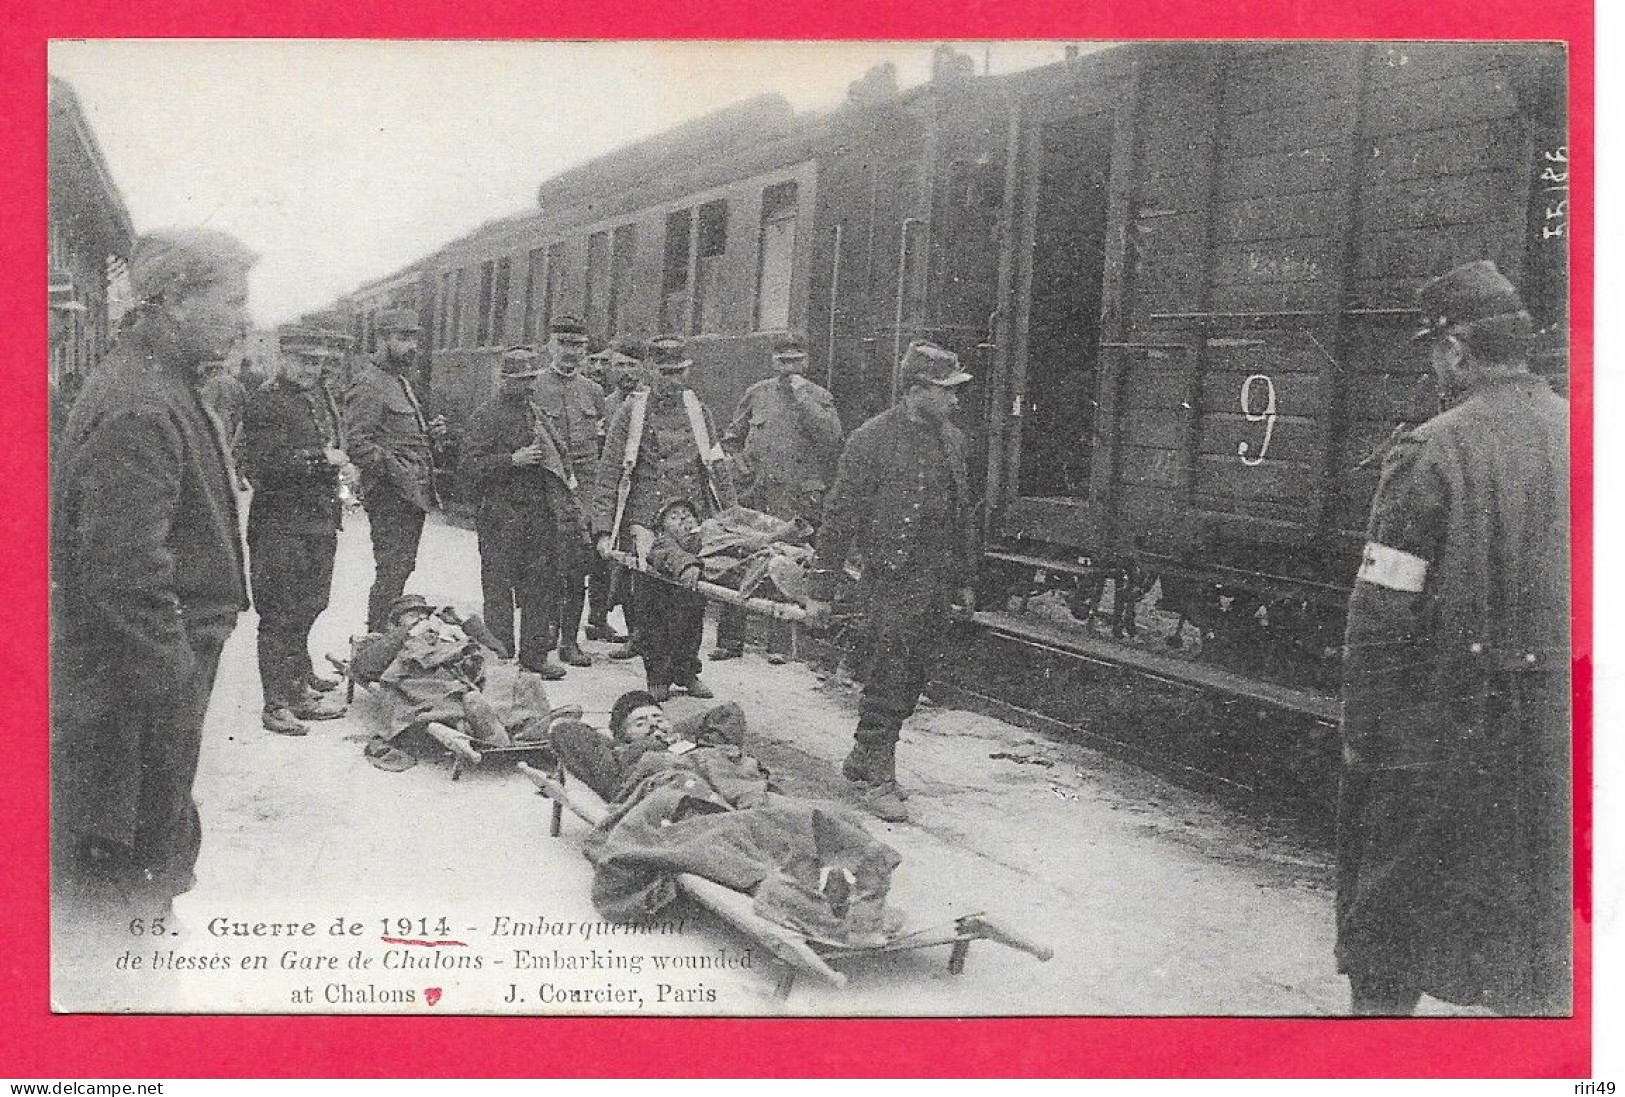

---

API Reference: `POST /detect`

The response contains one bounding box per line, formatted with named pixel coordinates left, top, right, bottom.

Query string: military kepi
left=549, top=314, right=589, bottom=341
left=376, top=307, right=422, bottom=335
left=500, top=344, right=541, bottom=378
left=388, top=593, right=431, bottom=622
left=899, top=339, right=972, bottom=387
left=772, top=330, right=810, bottom=359
left=649, top=333, right=690, bottom=369
left=278, top=323, right=346, bottom=359
left=1411, top=259, right=1532, bottom=342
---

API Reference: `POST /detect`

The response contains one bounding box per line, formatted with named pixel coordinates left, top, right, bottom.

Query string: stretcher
left=602, top=546, right=809, bottom=624
left=340, top=641, right=557, bottom=781
left=516, top=761, right=1053, bottom=999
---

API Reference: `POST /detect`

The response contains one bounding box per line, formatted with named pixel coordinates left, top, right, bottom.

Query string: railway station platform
left=135, top=511, right=1481, bottom=1017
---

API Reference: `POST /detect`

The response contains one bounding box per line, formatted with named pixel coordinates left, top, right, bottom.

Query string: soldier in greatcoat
left=592, top=334, right=737, bottom=701
left=712, top=329, right=843, bottom=659
left=1336, top=260, right=1570, bottom=1015
left=533, top=315, right=616, bottom=664
left=803, top=341, right=977, bottom=823
left=461, top=345, right=589, bottom=679
left=51, top=227, right=257, bottom=934
left=239, top=326, right=351, bottom=736
left=346, top=307, right=445, bottom=632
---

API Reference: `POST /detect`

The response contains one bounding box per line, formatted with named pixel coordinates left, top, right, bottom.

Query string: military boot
left=559, top=641, right=593, bottom=668
left=262, top=706, right=309, bottom=737
left=674, top=674, right=714, bottom=699
left=841, top=741, right=909, bottom=822
left=585, top=619, right=627, bottom=644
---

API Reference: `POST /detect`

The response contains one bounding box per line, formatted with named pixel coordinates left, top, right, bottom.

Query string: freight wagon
left=968, top=41, right=1569, bottom=683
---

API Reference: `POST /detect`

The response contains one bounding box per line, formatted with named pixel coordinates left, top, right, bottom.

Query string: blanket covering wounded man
left=551, top=703, right=903, bottom=948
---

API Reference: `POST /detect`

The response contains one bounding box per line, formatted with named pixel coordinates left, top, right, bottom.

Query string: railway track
left=788, top=602, right=1341, bottom=838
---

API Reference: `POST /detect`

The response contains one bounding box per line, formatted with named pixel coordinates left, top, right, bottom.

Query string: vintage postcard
left=36, top=29, right=1588, bottom=1066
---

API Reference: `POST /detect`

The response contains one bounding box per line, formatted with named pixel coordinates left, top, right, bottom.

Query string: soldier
left=240, top=327, right=351, bottom=736
left=1336, top=260, right=1570, bottom=1016
left=199, top=358, right=249, bottom=446
left=52, top=227, right=256, bottom=936
left=713, top=329, right=843, bottom=659
left=600, top=340, right=645, bottom=427
left=599, top=339, right=646, bottom=661
left=461, top=345, right=588, bottom=680
left=593, top=334, right=737, bottom=701
left=533, top=315, right=618, bottom=663
left=346, top=306, right=445, bottom=632
left=803, top=341, right=978, bottom=823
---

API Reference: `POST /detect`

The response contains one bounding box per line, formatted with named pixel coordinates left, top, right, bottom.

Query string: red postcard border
left=0, top=0, right=1594, bottom=1078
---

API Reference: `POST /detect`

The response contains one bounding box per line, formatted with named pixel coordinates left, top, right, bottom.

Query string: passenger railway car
left=326, top=40, right=1568, bottom=687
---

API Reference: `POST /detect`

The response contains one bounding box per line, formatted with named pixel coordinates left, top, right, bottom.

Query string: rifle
left=607, top=391, right=648, bottom=551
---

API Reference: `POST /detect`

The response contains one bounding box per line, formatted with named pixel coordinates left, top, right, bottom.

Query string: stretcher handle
left=958, top=914, right=1055, bottom=962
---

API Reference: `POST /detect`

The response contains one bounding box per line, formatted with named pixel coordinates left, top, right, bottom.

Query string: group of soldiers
left=49, top=220, right=1570, bottom=1018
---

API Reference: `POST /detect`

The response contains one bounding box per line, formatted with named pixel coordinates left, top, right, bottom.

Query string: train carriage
left=321, top=40, right=1568, bottom=691
left=968, top=41, right=1568, bottom=680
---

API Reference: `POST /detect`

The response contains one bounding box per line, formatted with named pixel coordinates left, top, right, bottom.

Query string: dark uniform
left=1336, top=260, right=1571, bottom=1016
left=592, top=335, right=736, bottom=695
left=809, top=341, right=975, bottom=821
left=199, top=366, right=249, bottom=446
left=52, top=307, right=249, bottom=921
left=346, top=307, right=437, bottom=632
left=240, top=334, right=345, bottom=717
left=715, top=330, right=843, bottom=655
left=534, top=317, right=611, bottom=652
left=462, top=348, right=589, bottom=672
left=812, top=402, right=974, bottom=740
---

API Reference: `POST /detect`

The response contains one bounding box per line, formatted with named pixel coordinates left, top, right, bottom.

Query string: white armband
left=1356, top=541, right=1429, bottom=593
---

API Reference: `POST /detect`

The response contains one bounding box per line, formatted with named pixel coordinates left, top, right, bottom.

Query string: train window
left=693, top=199, right=729, bottom=335
left=449, top=268, right=465, bottom=349
left=661, top=208, right=693, bottom=333
left=436, top=271, right=453, bottom=350
left=522, top=246, right=545, bottom=341
left=544, top=243, right=567, bottom=336
left=585, top=230, right=611, bottom=339
left=492, top=255, right=512, bottom=346
left=610, top=224, right=637, bottom=337
left=756, top=181, right=798, bottom=332
left=476, top=259, right=495, bottom=347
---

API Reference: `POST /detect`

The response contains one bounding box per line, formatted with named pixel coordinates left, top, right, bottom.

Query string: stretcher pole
left=601, top=547, right=808, bottom=623
left=516, top=763, right=846, bottom=990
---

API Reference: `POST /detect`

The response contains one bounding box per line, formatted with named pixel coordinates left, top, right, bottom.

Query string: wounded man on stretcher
left=550, top=691, right=904, bottom=949
left=349, top=593, right=568, bottom=772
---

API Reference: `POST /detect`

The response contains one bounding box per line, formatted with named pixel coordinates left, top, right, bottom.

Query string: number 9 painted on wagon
left=1237, top=373, right=1277, bottom=467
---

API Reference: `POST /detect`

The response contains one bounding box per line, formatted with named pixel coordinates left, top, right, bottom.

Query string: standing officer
left=52, top=227, right=256, bottom=941
left=533, top=315, right=615, bottom=663
left=462, top=345, right=588, bottom=679
left=803, top=341, right=977, bottom=823
left=593, top=334, right=737, bottom=700
left=346, top=307, right=444, bottom=633
left=1336, top=260, right=1570, bottom=1016
left=713, top=329, right=843, bottom=659
left=240, top=326, right=351, bottom=736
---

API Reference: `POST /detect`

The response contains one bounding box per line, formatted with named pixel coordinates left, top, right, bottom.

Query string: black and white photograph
left=46, top=38, right=1574, bottom=1019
